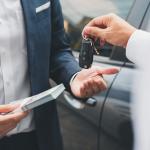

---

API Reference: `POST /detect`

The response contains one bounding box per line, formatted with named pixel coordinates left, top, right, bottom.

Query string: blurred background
left=60, top=0, right=134, bottom=51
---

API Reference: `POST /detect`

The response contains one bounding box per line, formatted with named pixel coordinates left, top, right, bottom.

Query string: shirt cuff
left=126, top=30, right=150, bottom=67
left=69, top=72, right=79, bottom=86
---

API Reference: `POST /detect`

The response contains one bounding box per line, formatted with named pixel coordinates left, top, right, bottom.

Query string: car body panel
left=99, top=65, right=134, bottom=150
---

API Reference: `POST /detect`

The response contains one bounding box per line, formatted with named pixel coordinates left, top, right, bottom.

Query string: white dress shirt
left=0, top=0, right=35, bottom=136
left=126, top=30, right=150, bottom=150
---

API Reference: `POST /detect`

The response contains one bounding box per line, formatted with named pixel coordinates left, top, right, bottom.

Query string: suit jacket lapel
left=20, top=0, right=38, bottom=95
left=20, top=0, right=52, bottom=96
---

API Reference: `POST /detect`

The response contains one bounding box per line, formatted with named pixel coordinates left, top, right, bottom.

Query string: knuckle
left=108, top=13, right=115, bottom=18
left=93, top=77, right=99, bottom=82
left=89, top=79, right=93, bottom=84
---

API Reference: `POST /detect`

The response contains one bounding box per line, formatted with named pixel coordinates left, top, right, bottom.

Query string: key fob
left=79, top=38, right=94, bottom=69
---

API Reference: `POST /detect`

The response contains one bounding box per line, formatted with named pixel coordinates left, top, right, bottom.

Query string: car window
left=141, top=3, right=150, bottom=32
left=61, top=0, right=135, bottom=61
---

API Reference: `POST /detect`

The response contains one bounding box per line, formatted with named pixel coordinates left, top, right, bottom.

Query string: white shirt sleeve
left=126, top=30, right=150, bottom=150
left=126, top=30, right=150, bottom=68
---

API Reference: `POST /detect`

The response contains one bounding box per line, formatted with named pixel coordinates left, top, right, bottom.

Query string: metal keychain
left=84, top=36, right=100, bottom=54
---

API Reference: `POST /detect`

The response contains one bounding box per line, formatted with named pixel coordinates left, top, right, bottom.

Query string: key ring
left=83, top=37, right=100, bottom=55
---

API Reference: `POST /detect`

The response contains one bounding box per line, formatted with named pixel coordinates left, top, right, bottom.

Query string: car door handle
left=63, top=92, right=97, bottom=109
left=85, top=98, right=97, bottom=107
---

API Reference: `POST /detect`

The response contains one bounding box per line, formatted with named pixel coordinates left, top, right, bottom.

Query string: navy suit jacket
left=20, top=0, right=80, bottom=149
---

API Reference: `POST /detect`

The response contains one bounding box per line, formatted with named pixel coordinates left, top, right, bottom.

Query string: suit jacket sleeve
left=49, top=0, right=81, bottom=89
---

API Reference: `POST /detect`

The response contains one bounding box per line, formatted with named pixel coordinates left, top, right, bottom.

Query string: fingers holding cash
left=0, top=104, right=28, bottom=137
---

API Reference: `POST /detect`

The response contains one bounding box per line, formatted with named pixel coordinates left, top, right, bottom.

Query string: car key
left=79, top=38, right=94, bottom=69
left=79, top=38, right=100, bottom=69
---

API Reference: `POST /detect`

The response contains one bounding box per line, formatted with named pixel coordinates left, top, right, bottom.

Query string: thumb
left=96, top=67, right=120, bottom=75
left=0, top=104, right=19, bottom=113
left=83, top=26, right=106, bottom=39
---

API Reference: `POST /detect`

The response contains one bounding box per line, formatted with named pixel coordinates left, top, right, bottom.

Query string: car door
left=56, top=55, right=123, bottom=150
left=99, top=1, right=150, bottom=150
left=55, top=0, right=136, bottom=150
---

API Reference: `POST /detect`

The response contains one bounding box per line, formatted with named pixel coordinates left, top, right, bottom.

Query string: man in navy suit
left=0, top=0, right=118, bottom=150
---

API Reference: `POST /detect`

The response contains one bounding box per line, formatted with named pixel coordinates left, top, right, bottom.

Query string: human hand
left=0, top=104, right=28, bottom=137
left=70, top=67, right=119, bottom=98
left=82, top=13, right=136, bottom=48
